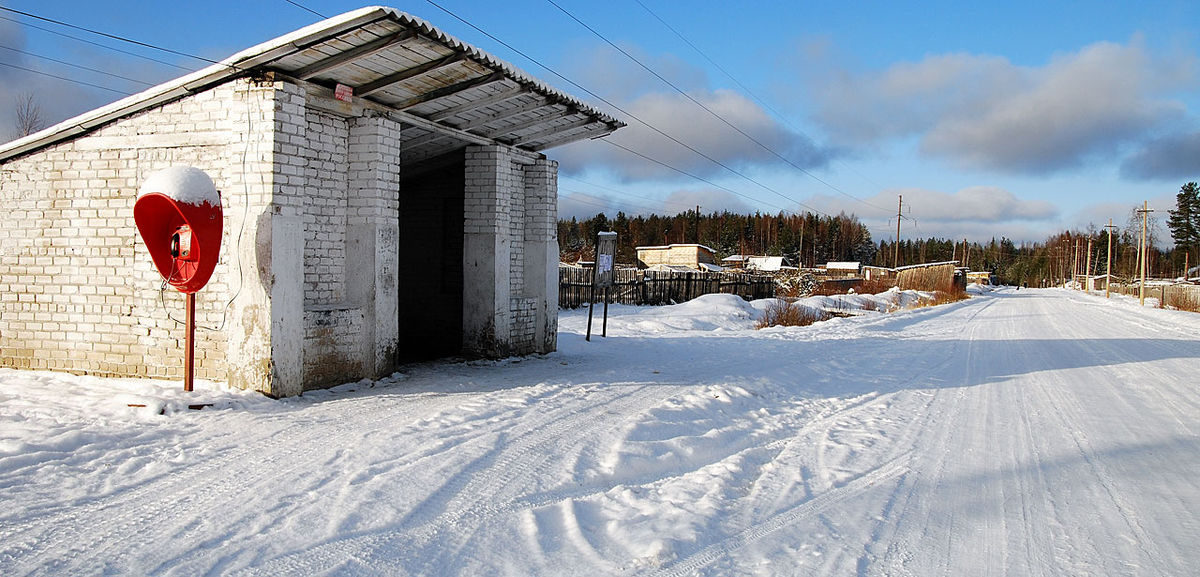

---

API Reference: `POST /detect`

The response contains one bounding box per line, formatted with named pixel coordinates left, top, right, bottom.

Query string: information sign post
left=586, top=231, right=617, bottom=341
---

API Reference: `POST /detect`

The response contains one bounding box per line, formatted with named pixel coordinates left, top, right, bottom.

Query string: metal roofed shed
left=0, top=6, right=624, bottom=165
left=0, top=7, right=624, bottom=397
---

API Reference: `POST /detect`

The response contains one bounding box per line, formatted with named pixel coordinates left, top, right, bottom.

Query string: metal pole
left=185, top=292, right=195, bottom=392
left=585, top=283, right=595, bottom=342
left=602, top=287, right=610, bottom=338
left=893, top=195, right=902, bottom=268
left=1105, top=219, right=1114, bottom=298
left=1140, top=201, right=1148, bottom=306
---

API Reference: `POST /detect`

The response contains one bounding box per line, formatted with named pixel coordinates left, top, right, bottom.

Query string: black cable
left=0, top=60, right=130, bottom=95
left=283, top=0, right=326, bottom=18
left=629, top=0, right=891, bottom=211
left=0, top=43, right=156, bottom=87
left=0, top=14, right=192, bottom=71
left=424, top=0, right=826, bottom=218
left=0, top=6, right=222, bottom=66
left=545, top=0, right=875, bottom=213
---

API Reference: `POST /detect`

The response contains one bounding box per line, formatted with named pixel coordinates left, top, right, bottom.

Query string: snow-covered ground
left=1, top=287, right=1197, bottom=576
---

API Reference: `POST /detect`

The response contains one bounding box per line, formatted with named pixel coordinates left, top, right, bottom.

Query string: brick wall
left=0, top=79, right=279, bottom=382
left=301, top=109, right=349, bottom=307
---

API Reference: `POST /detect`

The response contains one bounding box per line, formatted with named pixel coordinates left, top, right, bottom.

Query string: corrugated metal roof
left=0, top=6, right=624, bottom=163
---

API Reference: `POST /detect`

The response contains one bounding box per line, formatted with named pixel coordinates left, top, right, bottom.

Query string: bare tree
left=14, top=92, right=45, bottom=138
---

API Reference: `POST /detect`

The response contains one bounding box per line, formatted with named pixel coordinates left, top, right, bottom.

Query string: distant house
left=967, top=271, right=998, bottom=285
left=746, top=256, right=794, bottom=272
left=636, top=244, right=718, bottom=270
left=721, top=254, right=749, bottom=268
left=862, top=265, right=894, bottom=281
left=824, top=261, right=861, bottom=276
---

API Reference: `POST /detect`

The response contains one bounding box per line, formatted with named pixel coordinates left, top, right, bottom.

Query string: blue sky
left=1, top=0, right=1197, bottom=244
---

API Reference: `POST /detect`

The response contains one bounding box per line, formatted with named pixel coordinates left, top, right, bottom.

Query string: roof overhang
left=0, top=6, right=624, bottom=164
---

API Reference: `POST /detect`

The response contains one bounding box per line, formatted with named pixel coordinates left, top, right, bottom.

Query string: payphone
left=133, top=166, right=223, bottom=391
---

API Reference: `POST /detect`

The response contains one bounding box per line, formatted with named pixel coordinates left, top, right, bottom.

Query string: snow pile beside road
left=565, top=287, right=940, bottom=336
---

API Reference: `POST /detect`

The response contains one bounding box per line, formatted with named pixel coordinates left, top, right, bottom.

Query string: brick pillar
left=225, top=80, right=306, bottom=397
left=347, top=115, right=401, bottom=375
left=462, top=145, right=515, bottom=357
left=523, top=158, right=558, bottom=354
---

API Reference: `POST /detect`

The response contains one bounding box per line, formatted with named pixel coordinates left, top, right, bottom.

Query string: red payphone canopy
left=133, top=167, right=223, bottom=294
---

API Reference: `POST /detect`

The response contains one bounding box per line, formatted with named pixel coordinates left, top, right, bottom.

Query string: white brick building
left=0, top=7, right=622, bottom=397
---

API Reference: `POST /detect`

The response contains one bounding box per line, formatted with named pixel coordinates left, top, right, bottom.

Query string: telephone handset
left=170, top=225, right=196, bottom=261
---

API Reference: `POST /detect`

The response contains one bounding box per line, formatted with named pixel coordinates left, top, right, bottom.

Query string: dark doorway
left=397, top=150, right=464, bottom=361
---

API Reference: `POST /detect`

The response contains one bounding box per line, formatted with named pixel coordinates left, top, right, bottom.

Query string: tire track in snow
left=0, top=390, right=473, bottom=576
left=228, top=382, right=681, bottom=577
left=851, top=294, right=999, bottom=575
left=1028, top=295, right=1175, bottom=575
left=646, top=297, right=1001, bottom=576
left=644, top=453, right=911, bottom=577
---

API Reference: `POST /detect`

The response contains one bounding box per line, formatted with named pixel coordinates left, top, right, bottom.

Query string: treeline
left=878, top=222, right=1193, bottom=288
left=558, top=210, right=877, bottom=267
left=560, top=182, right=1200, bottom=288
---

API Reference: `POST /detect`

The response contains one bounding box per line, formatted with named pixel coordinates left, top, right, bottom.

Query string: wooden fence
left=1106, top=282, right=1200, bottom=312
left=559, top=266, right=775, bottom=309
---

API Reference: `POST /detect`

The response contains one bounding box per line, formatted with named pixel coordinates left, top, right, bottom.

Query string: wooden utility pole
left=893, top=195, right=902, bottom=268
left=1137, top=201, right=1155, bottom=305
left=1104, top=219, right=1116, bottom=298
left=1085, top=238, right=1093, bottom=291
left=1075, top=235, right=1084, bottom=286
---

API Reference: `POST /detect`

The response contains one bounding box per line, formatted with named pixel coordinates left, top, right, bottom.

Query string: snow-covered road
left=1, top=287, right=1197, bottom=576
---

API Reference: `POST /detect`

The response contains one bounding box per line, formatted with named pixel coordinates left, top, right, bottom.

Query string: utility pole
left=1075, top=235, right=1084, bottom=286
left=1137, top=201, right=1155, bottom=306
left=1104, top=219, right=1116, bottom=298
left=1085, top=238, right=1093, bottom=292
left=893, top=195, right=903, bottom=268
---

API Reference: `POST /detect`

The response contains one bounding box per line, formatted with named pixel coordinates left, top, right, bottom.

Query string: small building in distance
left=967, top=271, right=998, bottom=285
left=823, top=261, right=861, bottom=277
left=720, top=254, right=749, bottom=268
left=746, top=256, right=795, bottom=272
left=862, top=265, right=894, bottom=281
left=635, top=244, right=718, bottom=270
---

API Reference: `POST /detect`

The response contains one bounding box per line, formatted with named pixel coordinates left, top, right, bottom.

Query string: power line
left=423, top=0, right=827, bottom=218
left=283, top=0, right=326, bottom=18
left=0, top=60, right=131, bottom=95
left=0, top=6, right=222, bottom=66
left=0, top=43, right=156, bottom=87
left=560, top=176, right=695, bottom=212
left=0, top=14, right=192, bottom=71
left=602, top=139, right=792, bottom=214
left=630, top=0, right=891, bottom=210
left=559, top=187, right=668, bottom=215
left=545, top=0, right=883, bottom=213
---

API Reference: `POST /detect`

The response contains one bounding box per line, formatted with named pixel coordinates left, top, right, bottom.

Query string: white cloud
left=803, top=37, right=1196, bottom=175
left=549, top=42, right=835, bottom=182
left=811, top=186, right=1057, bottom=224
